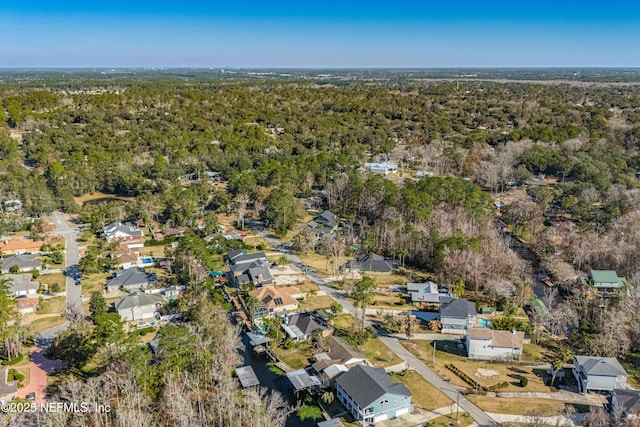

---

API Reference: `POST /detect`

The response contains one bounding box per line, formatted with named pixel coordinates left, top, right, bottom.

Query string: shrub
left=1, top=354, right=24, bottom=366
left=32, top=270, right=40, bottom=279
left=519, top=376, right=528, bottom=387
left=8, top=369, right=24, bottom=382
left=297, top=405, right=322, bottom=421
left=487, top=381, right=509, bottom=392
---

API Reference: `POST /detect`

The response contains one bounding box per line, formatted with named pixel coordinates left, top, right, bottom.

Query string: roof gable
left=575, top=355, right=627, bottom=377
left=335, top=365, right=410, bottom=408
left=441, top=298, right=476, bottom=318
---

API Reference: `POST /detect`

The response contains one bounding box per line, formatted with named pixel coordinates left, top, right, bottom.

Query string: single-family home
left=105, top=268, right=157, bottom=292
left=0, top=366, right=18, bottom=402
left=364, top=162, right=398, bottom=175
left=0, top=237, right=43, bottom=255
left=115, top=291, right=163, bottom=321
left=306, top=210, right=341, bottom=239
left=580, top=270, right=628, bottom=292
left=282, top=311, right=333, bottom=341
left=466, top=328, right=525, bottom=360
left=225, top=249, right=268, bottom=266
left=229, top=259, right=274, bottom=287
left=1, top=254, right=41, bottom=273
left=440, top=298, right=477, bottom=334
left=312, top=335, right=369, bottom=386
left=573, top=355, right=627, bottom=393
left=15, top=298, right=38, bottom=315
left=407, top=281, right=452, bottom=305
left=612, top=389, right=640, bottom=420
left=1, top=273, right=39, bottom=297
left=335, top=365, right=412, bottom=424
left=248, top=286, right=300, bottom=318
left=344, top=253, right=393, bottom=274
left=102, top=222, right=144, bottom=242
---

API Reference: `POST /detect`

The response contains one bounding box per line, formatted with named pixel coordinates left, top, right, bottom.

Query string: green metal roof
left=530, top=299, right=549, bottom=317
left=587, top=270, right=627, bottom=288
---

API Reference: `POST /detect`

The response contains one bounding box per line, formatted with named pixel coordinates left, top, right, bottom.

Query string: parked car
left=137, top=322, right=149, bottom=328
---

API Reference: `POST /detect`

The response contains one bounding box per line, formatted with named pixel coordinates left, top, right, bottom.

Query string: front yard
left=389, top=371, right=452, bottom=411
left=468, top=396, right=565, bottom=416
left=401, top=340, right=552, bottom=393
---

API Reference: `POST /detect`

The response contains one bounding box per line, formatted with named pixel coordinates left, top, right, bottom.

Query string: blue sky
left=1, top=1, right=639, bottom=68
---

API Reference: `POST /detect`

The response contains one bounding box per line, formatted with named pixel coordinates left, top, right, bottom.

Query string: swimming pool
left=478, top=318, right=490, bottom=328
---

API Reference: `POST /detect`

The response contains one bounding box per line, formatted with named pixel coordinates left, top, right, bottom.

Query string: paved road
left=51, top=211, right=81, bottom=312
left=262, top=232, right=498, bottom=426
left=379, top=336, right=497, bottom=426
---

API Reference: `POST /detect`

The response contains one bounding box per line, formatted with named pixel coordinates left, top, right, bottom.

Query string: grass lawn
left=401, top=340, right=551, bottom=393
left=299, top=295, right=334, bottom=312
left=81, top=273, right=110, bottom=295
left=389, top=371, right=452, bottom=411
left=38, top=273, right=66, bottom=293
left=29, top=316, right=65, bottom=333
left=138, top=245, right=166, bottom=257
left=296, top=252, right=334, bottom=278
left=360, top=338, right=403, bottom=367
left=425, top=413, right=475, bottom=427
left=468, top=396, right=565, bottom=416
left=370, top=292, right=410, bottom=310
left=14, top=367, right=30, bottom=388
left=272, top=342, right=316, bottom=370
left=522, top=342, right=556, bottom=362
left=36, top=296, right=66, bottom=315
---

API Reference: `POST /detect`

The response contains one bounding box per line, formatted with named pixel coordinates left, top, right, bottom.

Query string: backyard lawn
left=272, top=341, right=316, bottom=370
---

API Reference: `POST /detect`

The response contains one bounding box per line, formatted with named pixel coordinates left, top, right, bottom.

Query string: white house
left=364, top=162, right=398, bottom=175
left=115, top=292, right=163, bottom=321
left=466, top=328, right=525, bottom=360
left=440, top=298, right=476, bottom=334
left=573, top=355, right=627, bottom=393
left=102, top=222, right=144, bottom=242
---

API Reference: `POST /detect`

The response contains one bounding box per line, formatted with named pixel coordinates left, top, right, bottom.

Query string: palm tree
left=551, top=347, right=574, bottom=387
left=321, top=391, right=334, bottom=405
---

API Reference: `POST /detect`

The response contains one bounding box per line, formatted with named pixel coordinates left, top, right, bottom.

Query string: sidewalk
left=496, top=390, right=607, bottom=405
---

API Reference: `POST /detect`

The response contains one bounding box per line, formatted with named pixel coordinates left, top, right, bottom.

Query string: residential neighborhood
left=3, top=69, right=640, bottom=427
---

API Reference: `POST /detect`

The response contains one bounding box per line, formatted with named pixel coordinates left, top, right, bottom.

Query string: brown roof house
left=0, top=238, right=43, bottom=255
left=248, top=286, right=300, bottom=319
left=465, top=328, right=525, bottom=360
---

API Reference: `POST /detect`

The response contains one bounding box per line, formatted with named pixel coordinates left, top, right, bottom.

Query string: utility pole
left=432, top=341, right=436, bottom=365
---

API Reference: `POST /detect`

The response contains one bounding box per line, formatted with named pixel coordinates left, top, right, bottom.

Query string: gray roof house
left=440, top=298, right=477, bottom=334
left=228, top=259, right=274, bottom=288
left=106, top=268, right=157, bottom=292
left=335, top=365, right=412, bottom=424
left=306, top=210, right=341, bottom=238
left=407, top=281, right=452, bottom=305
left=612, top=389, right=640, bottom=419
left=115, top=291, right=163, bottom=321
left=102, top=221, right=144, bottom=242
left=1, top=273, right=39, bottom=297
left=282, top=311, right=332, bottom=341
left=344, top=254, right=393, bottom=274
left=573, top=355, right=627, bottom=393
left=1, top=254, right=41, bottom=273
left=225, top=249, right=268, bottom=266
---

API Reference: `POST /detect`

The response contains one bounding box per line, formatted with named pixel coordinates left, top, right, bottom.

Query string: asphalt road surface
left=51, top=211, right=82, bottom=313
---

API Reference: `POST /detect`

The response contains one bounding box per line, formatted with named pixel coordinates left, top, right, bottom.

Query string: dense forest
left=3, top=70, right=640, bottom=424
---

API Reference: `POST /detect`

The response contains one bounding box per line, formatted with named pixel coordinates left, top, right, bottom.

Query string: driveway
left=16, top=345, right=66, bottom=402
